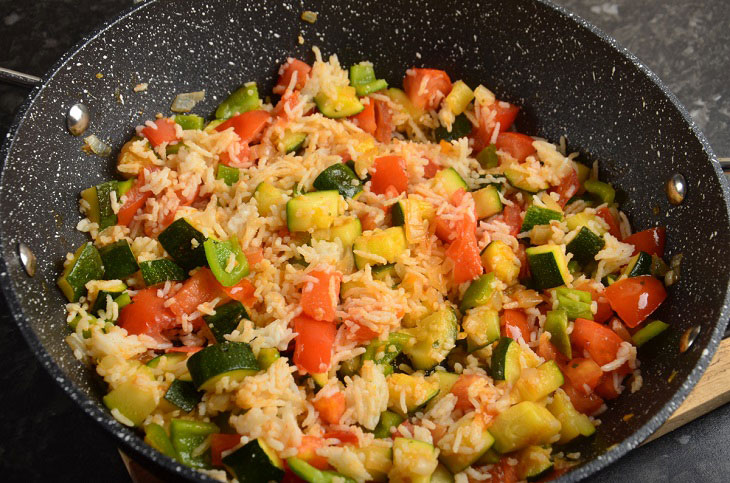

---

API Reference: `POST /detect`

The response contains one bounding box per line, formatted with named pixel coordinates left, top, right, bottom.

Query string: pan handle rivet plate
left=18, top=242, right=36, bottom=277
left=679, top=325, right=701, bottom=353
left=666, top=173, right=686, bottom=205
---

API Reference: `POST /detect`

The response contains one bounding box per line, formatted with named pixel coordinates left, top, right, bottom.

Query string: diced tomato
left=623, top=227, right=666, bottom=257
left=165, top=346, right=203, bottom=354
left=609, top=316, right=633, bottom=342
left=243, top=246, right=264, bottom=266
left=434, top=215, right=453, bottom=242
left=346, top=322, right=379, bottom=343
left=373, top=99, right=393, bottom=143
left=358, top=212, right=378, bottom=231
left=322, top=430, right=359, bottom=445
left=274, top=58, right=312, bottom=94
left=370, top=155, right=408, bottom=195
left=300, top=270, right=340, bottom=322
left=501, top=308, right=531, bottom=342
left=220, top=278, right=257, bottom=307
left=563, top=358, right=603, bottom=394
left=450, top=374, right=485, bottom=411
left=296, top=435, right=329, bottom=470
left=273, top=90, right=300, bottom=120
left=423, top=158, right=440, bottom=178
left=537, top=334, right=568, bottom=364
left=210, top=433, right=241, bottom=467
left=403, top=68, right=452, bottom=111
left=570, top=318, right=624, bottom=366
left=549, top=168, right=581, bottom=207
left=502, top=203, right=523, bottom=237
left=351, top=99, right=376, bottom=135
left=595, top=373, right=623, bottom=400
left=515, top=243, right=531, bottom=280
left=486, top=457, right=519, bottom=483
left=446, top=227, right=483, bottom=285
left=117, top=172, right=151, bottom=226
left=562, top=382, right=605, bottom=415
left=215, top=110, right=271, bottom=144
left=219, top=141, right=251, bottom=168
left=604, top=276, right=667, bottom=328
left=313, top=391, right=346, bottom=425
left=141, top=118, right=179, bottom=147
left=596, top=207, right=622, bottom=240
left=473, top=101, right=520, bottom=152
left=495, top=132, right=536, bottom=162
left=118, top=288, right=176, bottom=337
left=167, top=268, right=222, bottom=317
left=293, top=314, right=337, bottom=374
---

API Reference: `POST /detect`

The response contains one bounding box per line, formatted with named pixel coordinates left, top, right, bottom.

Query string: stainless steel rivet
left=666, top=173, right=686, bottom=205
left=67, top=103, right=90, bottom=136
left=679, top=325, right=700, bottom=353
left=18, top=242, right=36, bottom=277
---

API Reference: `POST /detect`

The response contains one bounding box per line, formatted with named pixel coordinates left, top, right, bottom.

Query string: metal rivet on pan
left=67, top=103, right=90, bottom=136
left=679, top=325, right=701, bottom=353
left=666, top=173, right=686, bottom=205
left=18, top=242, right=36, bottom=277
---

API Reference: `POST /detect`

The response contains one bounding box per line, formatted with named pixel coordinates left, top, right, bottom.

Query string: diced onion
left=301, top=10, right=318, bottom=23
left=82, top=135, right=111, bottom=157
left=171, top=90, right=205, bottom=113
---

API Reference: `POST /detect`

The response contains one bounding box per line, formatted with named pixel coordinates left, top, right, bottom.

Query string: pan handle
left=0, top=67, right=41, bottom=88
left=719, top=158, right=730, bottom=173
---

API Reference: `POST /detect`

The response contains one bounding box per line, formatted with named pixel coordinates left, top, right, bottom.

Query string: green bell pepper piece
left=203, top=236, right=249, bottom=287
left=215, top=83, right=260, bottom=119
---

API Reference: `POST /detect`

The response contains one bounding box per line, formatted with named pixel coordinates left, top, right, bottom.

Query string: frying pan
left=1, top=0, right=729, bottom=481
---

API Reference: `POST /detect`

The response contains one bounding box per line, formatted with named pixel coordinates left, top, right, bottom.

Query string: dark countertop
left=0, top=1, right=728, bottom=482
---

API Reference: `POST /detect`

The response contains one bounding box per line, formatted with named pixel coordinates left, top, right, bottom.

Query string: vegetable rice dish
left=59, top=48, right=674, bottom=482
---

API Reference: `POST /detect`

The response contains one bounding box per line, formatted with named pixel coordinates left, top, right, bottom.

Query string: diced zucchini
left=203, top=300, right=249, bottom=343
left=311, top=372, right=328, bottom=387
left=520, top=205, right=563, bottom=233
left=363, top=332, right=413, bottom=375
left=288, top=456, right=355, bottom=483
left=353, top=227, right=407, bottom=269
left=473, top=185, right=503, bottom=219
left=443, top=80, right=474, bottom=116
left=147, top=351, right=187, bottom=369
left=315, top=85, right=364, bottom=118
left=374, top=410, right=405, bottom=439
left=286, top=190, right=342, bottom=232
left=216, top=164, right=240, bottom=186
left=338, top=354, right=362, bottom=378
left=463, top=307, right=501, bottom=352
left=215, top=82, right=260, bottom=119
left=186, top=342, right=259, bottom=391
left=602, top=273, right=618, bottom=286
left=566, top=226, right=605, bottom=265
left=432, top=167, right=468, bottom=197
left=390, top=438, right=438, bottom=483
left=431, top=464, right=455, bottom=483
left=401, top=308, right=458, bottom=370
left=254, top=181, right=285, bottom=216
left=546, top=388, right=596, bottom=444
left=481, top=240, right=520, bottom=286
left=163, top=379, right=202, bottom=412
left=57, top=242, right=105, bottom=302
left=491, top=337, right=522, bottom=384
left=475, top=449, right=500, bottom=465
left=476, top=144, right=499, bottom=169
left=313, top=163, right=363, bottom=199
left=555, top=286, right=593, bottom=320
left=460, top=272, right=498, bottom=312
left=354, top=445, right=393, bottom=482
left=435, top=114, right=472, bottom=142
left=584, top=179, right=615, bottom=204
left=424, top=371, right=460, bottom=412
left=280, top=130, right=307, bottom=153
left=573, top=161, right=591, bottom=184
left=565, top=212, right=604, bottom=233
left=257, top=347, right=281, bottom=370
left=144, top=423, right=179, bottom=460
left=103, top=371, right=157, bottom=427
left=98, top=240, right=139, bottom=280
left=170, top=419, right=219, bottom=468
left=372, top=263, right=400, bottom=286
left=439, top=412, right=495, bottom=473
left=82, top=181, right=118, bottom=230
left=387, top=373, right=440, bottom=416
left=544, top=310, right=572, bottom=359
left=504, top=167, right=548, bottom=193
left=514, top=361, right=564, bottom=402
left=489, top=401, right=562, bottom=453
left=157, top=218, right=207, bottom=271
left=139, top=259, right=187, bottom=286
left=89, top=282, right=127, bottom=315
left=525, top=245, right=571, bottom=290
left=632, top=320, right=669, bottom=347
left=384, top=88, right=424, bottom=122
left=517, top=446, right=554, bottom=482
left=623, top=251, right=652, bottom=278
left=224, top=439, right=285, bottom=482
left=174, top=114, right=205, bottom=131
left=312, top=216, right=362, bottom=248
left=391, top=198, right=436, bottom=229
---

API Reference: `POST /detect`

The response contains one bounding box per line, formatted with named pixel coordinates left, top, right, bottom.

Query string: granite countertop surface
left=0, top=0, right=728, bottom=482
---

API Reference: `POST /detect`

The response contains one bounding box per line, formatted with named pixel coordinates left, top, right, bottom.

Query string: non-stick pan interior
left=1, top=0, right=728, bottom=481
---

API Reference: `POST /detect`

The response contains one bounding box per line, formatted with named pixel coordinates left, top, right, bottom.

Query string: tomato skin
left=604, top=276, right=667, bottom=328
left=501, top=309, right=531, bottom=342
left=215, top=110, right=271, bottom=144
left=537, top=334, right=568, bottom=364
left=300, top=270, right=341, bottom=322
left=445, top=226, right=483, bottom=285
left=450, top=374, right=486, bottom=411
left=313, top=391, right=346, bottom=425
left=403, top=68, right=452, bottom=110
left=550, top=168, right=581, bottom=207
left=293, top=314, right=337, bottom=374
left=210, top=433, right=242, bottom=467
left=502, top=203, right=523, bottom=237
left=373, top=99, right=393, bottom=143
left=562, top=381, right=605, bottom=415
left=563, top=358, right=603, bottom=394
left=423, top=158, right=440, bottom=179
left=142, top=118, right=179, bottom=147
left=596, top=207, right=622, bottom=240
left=473, top=101, right=520, bottom=152
left=167, top=268, right=222, bottom=317
left=571, top=318, right=624, bottom=366
left=296, top=436, right=329, bottom=470
left=322, top=430, right=359, bottom=445
left=370, top=155, right=408, bottom=195
left=623, top=227, right=666, bottom=257
left=595, top=373, right=623, bottom=400
left=117, top=172, right=151, bottom=226
left=274, top=58, right=311, bottom=94
left=351, top=99, right=376, bottom=135
left=495, top=132, right=536, bottom=162
left=220, top=278, right=256, bottom=307
left=118, top=288, right=176, bottom=337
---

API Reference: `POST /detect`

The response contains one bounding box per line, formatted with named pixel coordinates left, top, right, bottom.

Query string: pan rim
left=0, top=0, right=728, bottom=481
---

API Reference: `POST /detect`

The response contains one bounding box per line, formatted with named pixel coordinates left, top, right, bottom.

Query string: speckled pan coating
left=0, top=0, right=728, bottom=481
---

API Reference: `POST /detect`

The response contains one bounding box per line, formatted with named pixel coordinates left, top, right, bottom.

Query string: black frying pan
left=1, top=0, right=729, bottom=481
